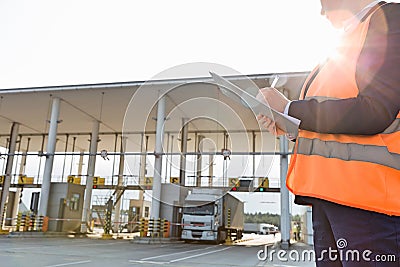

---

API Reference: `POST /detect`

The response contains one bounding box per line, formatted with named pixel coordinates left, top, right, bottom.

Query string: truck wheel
left=217, top=227, right=225, bottom=244
left=213, top=230, right=220, bottom=245
left=237, top=230, right=243, bottom=240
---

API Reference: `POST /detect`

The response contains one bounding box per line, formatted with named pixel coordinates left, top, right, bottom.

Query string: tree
left=244, top=212, right=280, bottom=228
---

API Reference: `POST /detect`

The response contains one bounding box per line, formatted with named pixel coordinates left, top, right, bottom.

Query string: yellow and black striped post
left=226, top=208, right=232, bottom=244
left=30, top=214, right=36, bottom=231
left=139, top=218, right=149, bottom=237
left=139, top=218, right=146, bottom=237
left=1, top=202, right=7, bottom=231
left=155, top=218, right=161, bottom=237
left=24, top=213, right=30, bottom=232
left=15, top=212, right=22, bottom=232
left=101, top=209, right=113, bottom=239
left=139, top=218, right=143, bottom=237
left=148, top=218, right=154, bottom=237
left=36, top=216, right=43, bottom=232
left=164, top=220, right=170, bottom=238
left=42, top=216, right=49, bottom=232
left=21, top=213, right=26, bottom=232
left=104, top=210, right=111, bottom=234
left=101, top=200, right=113, bottom=239
left=164, top=221, right=171, bottom=237
left=160, top=218, right=165, bottom=237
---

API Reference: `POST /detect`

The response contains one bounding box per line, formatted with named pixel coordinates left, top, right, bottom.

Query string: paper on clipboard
left=209, top=71, right=300, bottom=137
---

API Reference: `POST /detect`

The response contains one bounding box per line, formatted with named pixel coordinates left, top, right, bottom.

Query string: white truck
left=244, top=223, right=279, bottom=235
left=181, top=188, right=244, bottom=243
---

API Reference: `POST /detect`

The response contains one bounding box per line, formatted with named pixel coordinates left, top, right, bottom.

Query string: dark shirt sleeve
left=288, top=3, right=400, bottom=135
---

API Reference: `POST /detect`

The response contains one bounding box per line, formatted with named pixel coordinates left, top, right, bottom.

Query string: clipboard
left=209, top=71, right=300, bottom=137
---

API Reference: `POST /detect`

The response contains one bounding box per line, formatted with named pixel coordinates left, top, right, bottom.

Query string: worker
left=292, top=222, right=299, bottom=241
left=257, top=1, right=400, bottom=266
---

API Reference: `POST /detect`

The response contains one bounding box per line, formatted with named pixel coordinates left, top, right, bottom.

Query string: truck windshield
left=183, top=203, right=214, bottom=215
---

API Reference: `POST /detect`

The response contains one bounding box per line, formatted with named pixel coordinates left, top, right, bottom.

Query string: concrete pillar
left=280, top=136, right=290, bottom=249
left=39, top=97, right=60, bottom=216
left=151, top=95, right=165, bottom=219
left=0, top=122, right=19, bottom=228
left=196, top=135, right=204, bottom=187
left=81, top=120, right=100, bottom=232
left=113, top=136, right=126, bottom=232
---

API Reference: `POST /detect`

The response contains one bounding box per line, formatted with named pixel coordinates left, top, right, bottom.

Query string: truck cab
left=181, top=188, right=243, bottom=243
left=181, top=190, right=223, bottom=242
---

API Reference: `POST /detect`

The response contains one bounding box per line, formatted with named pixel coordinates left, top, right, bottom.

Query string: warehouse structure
left=0, top=70, right=308, bottom=247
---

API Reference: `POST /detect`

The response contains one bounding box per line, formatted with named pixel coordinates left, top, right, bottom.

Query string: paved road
left=0, top=236, right=316, bottom=267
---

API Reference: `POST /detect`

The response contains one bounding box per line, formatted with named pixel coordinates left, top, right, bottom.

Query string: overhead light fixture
left=100, top=149, right=109, bottom=160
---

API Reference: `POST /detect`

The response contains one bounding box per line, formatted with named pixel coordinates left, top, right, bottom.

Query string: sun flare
left=316, top=26, right=344, bottom=64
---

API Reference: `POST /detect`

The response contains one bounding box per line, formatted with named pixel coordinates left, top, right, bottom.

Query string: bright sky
left=0, top=0, right=340, bottom=89
left=0, top=0, right=351, bottom=216
left=6, top=0, right=391, bottom=216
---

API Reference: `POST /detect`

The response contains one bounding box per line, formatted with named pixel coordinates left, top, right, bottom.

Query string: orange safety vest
left=286, top=4, right=400, bottom=216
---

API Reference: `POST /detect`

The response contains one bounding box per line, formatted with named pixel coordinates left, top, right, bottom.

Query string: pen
left=271, top=75, right=279, bottom=88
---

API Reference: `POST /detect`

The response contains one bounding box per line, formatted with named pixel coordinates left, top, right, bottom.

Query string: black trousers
left=305, top=198, right=400, bottom=267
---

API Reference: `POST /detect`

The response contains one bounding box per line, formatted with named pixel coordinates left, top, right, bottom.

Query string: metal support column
left=165, top=132, right=170, bottom=183
left=138, top=138, right=146, bottom=203
left=39, top=97, right=60, bottom=216
left=280, top=136, right=290, bottom=249
left=69, top=136, right=76, bottom=175
left=12, top=149, right=25, bottom=218
left=61, top=134, right=69, bottom=181
left=169, top=135, right=174, bottom=181
left=114, top=136, right=126, bottom=232
left=138, top=134, right=147, bottom=206
left=151, top=95, right=165, bottom=219
left=139, top=134, right=146, bottom=185
left=1, top=138, right=8, bottom=174
left=36, top=135, right=45, bottom=183
left=0, top=122, right=19, bottom=228
left=178, top=118, right=189, bottom=214
left=179, top=118, right=188, bottom=188
left=196, top=135, right=204, bottom=187
left=111, top=134, right=118, bottom=185
left=305, top=206, right=314, bottom=245
left=208, top=150, right=214, bottom=187
left=81, top=120, right=100, bottom=233
left=77, top=150, right=84, bottom=176
left=176, top=118, right=189, bottom=238
left=252, top=131, right=256, bottom=189
left=12, top=137, right=30, bottom=221
left=222, top=133, right=229, bottom=187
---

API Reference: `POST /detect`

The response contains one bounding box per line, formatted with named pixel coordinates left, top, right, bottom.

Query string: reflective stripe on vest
left=286, top=3, right=400, bottom=215
left=297, top=136, right=400, bottom=171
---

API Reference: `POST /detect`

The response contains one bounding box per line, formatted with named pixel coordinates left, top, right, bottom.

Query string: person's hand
left=257, top=114, right=286, bottom=136
left=256, top=87, right=289, bottom=113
